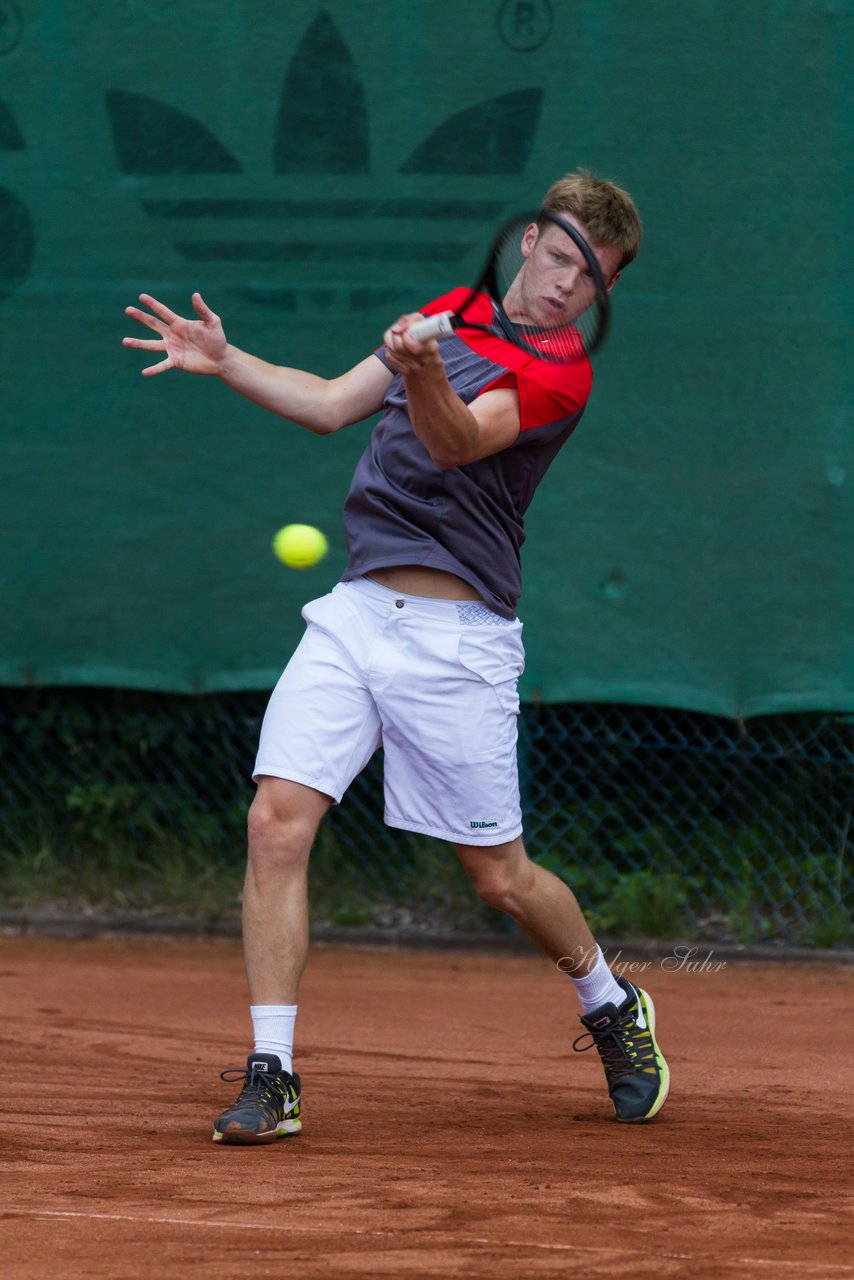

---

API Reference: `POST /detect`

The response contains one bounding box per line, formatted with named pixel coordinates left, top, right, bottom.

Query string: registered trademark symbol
left=0, top=1, right=23, bottom=55
left=497, top=0, right=553, bottom=52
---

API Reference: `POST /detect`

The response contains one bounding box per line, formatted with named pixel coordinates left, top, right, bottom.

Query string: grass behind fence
left=0, top=690, right=850, bottom=946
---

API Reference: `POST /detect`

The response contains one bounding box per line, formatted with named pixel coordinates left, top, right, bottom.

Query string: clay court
left=1, top=936, right=851, bottom=1279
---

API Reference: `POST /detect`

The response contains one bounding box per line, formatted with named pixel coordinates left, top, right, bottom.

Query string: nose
left=557, top=264, right=581, bottom=295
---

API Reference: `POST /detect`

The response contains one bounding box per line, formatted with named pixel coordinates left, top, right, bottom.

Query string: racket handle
left=408, top=311, right=456, bottom=342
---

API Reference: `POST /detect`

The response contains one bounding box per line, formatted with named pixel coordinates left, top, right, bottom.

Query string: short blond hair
left=541, top=169, right=642, bottom=270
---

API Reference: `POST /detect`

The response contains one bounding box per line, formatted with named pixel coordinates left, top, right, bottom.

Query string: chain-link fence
left=0, top=688, right=850, bottom=946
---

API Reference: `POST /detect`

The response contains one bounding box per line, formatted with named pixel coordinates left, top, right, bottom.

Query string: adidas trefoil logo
left=105, top=10, right=543, bottom=316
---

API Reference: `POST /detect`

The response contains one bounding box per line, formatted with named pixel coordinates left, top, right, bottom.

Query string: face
left=504, top=216, right=623, bottom=328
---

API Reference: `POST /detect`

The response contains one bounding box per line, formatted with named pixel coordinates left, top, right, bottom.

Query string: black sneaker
left=212, top=1053, right=302, bottom=1145
left=572, top=977, right=670, bottom=1122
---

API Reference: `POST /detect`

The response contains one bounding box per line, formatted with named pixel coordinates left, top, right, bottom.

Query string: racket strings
left=412, top=211, right=609, bottom=365
left=503, top=308, right=590, bottom=364
left=487, top=218, right=604, bottom=364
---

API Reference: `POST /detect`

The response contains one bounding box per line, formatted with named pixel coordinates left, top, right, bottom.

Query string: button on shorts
left=254, top=576, right=525, bottom=845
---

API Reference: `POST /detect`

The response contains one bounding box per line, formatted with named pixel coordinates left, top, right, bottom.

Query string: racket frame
left=408, top=209, right=611, bottom=360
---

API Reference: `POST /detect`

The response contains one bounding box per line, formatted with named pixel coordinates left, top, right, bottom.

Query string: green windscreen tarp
left=1, top=1, right=852, bottom=716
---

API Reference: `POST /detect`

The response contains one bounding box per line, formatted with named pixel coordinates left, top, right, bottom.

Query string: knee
left=462, top=849, right=534, bottom=914
left=246, top=792, right=317, bottom=873
left=475, top=874, right=517, bottom=913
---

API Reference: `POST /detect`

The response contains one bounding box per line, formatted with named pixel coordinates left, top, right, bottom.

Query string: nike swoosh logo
left=632, top=989, right=647, bottom=1030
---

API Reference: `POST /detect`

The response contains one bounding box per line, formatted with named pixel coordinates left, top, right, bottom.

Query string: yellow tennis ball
left=272, top=523, right=328, bottom=569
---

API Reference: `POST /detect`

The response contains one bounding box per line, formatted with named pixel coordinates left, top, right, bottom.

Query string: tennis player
left=124, top=170, right=669, bottom=1141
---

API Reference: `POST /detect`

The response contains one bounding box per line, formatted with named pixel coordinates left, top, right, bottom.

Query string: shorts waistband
left=342, top=575, right=514, bottom=626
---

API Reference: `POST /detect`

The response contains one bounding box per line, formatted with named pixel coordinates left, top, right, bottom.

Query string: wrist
left=216, top=343, right=241, bottom=381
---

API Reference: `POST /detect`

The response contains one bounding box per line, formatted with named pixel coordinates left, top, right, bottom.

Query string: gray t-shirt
left=341, top=289, right=592, bottom=619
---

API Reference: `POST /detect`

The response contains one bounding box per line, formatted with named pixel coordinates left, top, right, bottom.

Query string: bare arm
left=217, top=345, right=393, bottom=434
left=382, top=313, right=520, bottom=468
left=123, top=292, right=393, bottom=434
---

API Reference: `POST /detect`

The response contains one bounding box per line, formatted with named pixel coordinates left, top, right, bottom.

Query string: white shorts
left=254, top=576, right=525, bottom=845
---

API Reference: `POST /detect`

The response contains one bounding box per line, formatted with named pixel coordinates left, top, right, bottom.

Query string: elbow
left=426, top=431, right=478, bottom=470
left=424, top=422, right=482, bottom=470
left=304, top=417, right=341, bottom=436
left=297, top=400, right=347, bottom=435
left=429, top=444, right=476, bottom=470
left=313, top=386, right=356, bottom=435
left=429, top=449, right=463, bottom=471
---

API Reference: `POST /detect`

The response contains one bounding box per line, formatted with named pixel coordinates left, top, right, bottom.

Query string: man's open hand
left=123, top=292, right=227, bottom=377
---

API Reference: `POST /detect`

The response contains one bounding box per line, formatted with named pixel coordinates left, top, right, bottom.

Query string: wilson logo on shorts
left=469, top=820, right=499, bottom=828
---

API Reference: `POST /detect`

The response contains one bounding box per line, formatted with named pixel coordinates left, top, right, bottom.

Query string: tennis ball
left=272, top=523, right=328, bottom=569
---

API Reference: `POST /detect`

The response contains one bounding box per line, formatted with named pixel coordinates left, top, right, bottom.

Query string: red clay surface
left=0, top=936, right=852, bottom=1279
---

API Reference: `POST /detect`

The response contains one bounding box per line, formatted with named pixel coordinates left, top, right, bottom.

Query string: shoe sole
left=617, top=988, right=670, bottom=1124
left=212, top=1117, right=302, bottom=1145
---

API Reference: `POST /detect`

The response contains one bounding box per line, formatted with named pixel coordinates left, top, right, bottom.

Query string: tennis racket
left=407, top=210, right=610, bottom=365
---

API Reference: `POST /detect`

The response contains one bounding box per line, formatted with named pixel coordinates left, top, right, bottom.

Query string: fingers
left=125, top=293, right=187, bottom=334
left=122, top=337, right=165, bottom=351
left=390, top=313, right=437, bottom=345
left=138, top=292, right=179, bottom=323
left=384, top=312, right=422, bottom=345
left=141, top=356, right=175, bottom=377
left=125, top=304, right=165, bottom=335
left=383, top=315, right=438, bottom=368
left=191, top=291, right=216, bottom=322
left=384, top=316, right=414, bottom=351
left=122, top=295, right=187, bottom=374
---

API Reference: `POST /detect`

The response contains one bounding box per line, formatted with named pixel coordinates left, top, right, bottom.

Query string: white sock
left=250, top=1004, right=298, bottom=1074
left=566, top=948, right=625, bottom=1013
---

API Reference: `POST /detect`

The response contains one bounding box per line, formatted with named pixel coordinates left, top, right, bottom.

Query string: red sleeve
left=377, top=289, right=592, bottom=431
left=426, top=291, right=592, bottom=428
left=482, top=354, right=592, bottom=432
left=417, top=288, right=472, bottom=317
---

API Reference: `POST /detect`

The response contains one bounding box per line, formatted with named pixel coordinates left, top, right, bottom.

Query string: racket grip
left=408, top=311, right=456, bottom=342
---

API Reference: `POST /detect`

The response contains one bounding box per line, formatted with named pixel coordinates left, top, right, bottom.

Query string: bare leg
left=243, top=776, right=333, bottom=1004
left=455, top=836, right=597, bottom=975
left=456, top=835, right=670, bottom=1123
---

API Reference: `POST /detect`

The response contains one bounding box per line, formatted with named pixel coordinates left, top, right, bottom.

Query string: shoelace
left=572, top=1006, right=656, bottom=1082
left=219, top=1066, right=300, bottom=1116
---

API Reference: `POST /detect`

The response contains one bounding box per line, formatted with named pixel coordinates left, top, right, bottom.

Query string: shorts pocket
left=456, top=625, right=524, bottom=720
left=300, top=584, right=359, bottom=634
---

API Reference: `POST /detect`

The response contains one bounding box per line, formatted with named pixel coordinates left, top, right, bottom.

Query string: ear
left=606, top=270, right=621, bottom=294
left=520, top=222, right=539, bottom=259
